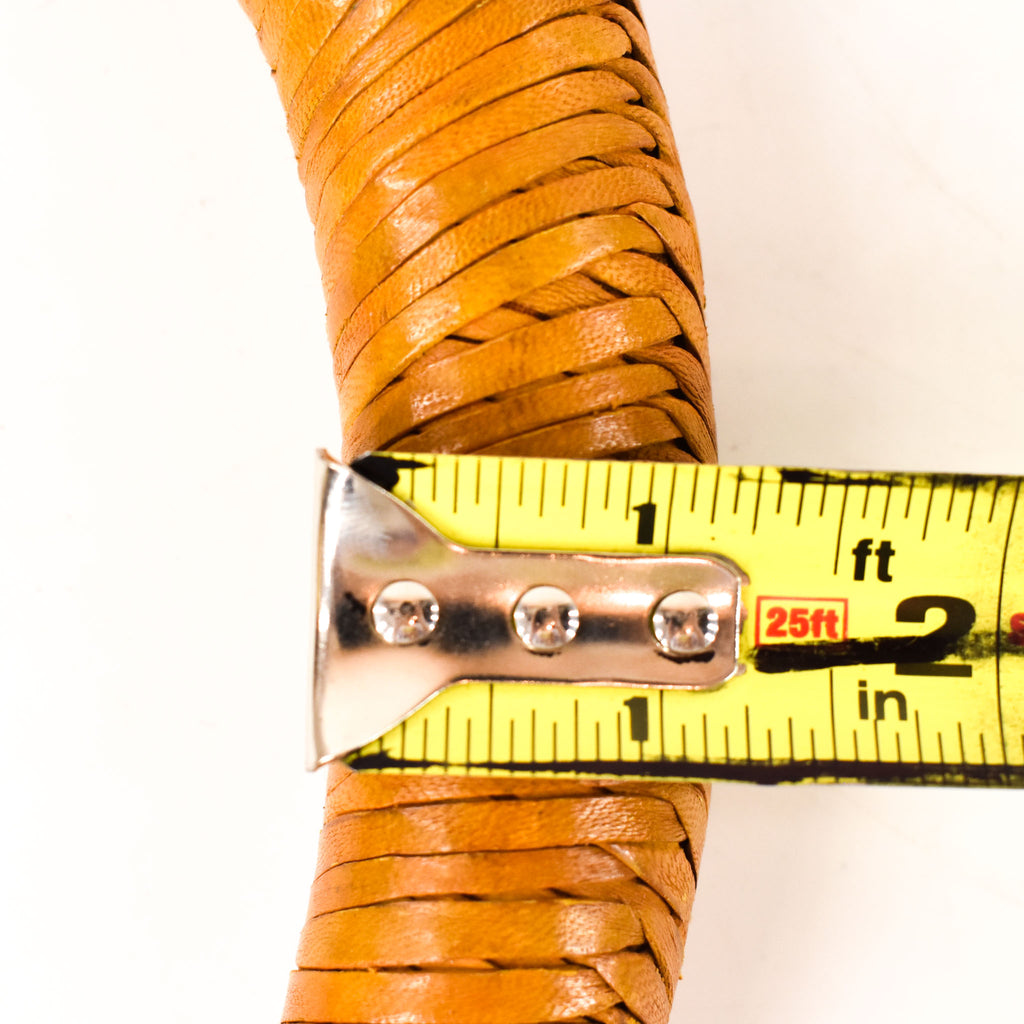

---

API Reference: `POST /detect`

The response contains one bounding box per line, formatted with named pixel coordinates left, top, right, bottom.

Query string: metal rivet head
left=651, top=590, right=719, bottom=656
left=513, top=585, right=579, bottom=652
left=371, top=580, right=439, bottom=645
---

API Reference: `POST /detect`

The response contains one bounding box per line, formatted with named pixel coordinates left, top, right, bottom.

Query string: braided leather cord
left=237, top=2, right=716, bottom=1021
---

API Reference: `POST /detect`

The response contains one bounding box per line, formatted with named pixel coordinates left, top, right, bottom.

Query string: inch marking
left=663, top=465, right=677, bottom=554
left=994, top=479, right=1020, bottom=762
left=829, top=669, right=838, bottom=759
left=573, top=699, right=579, bottom=762
left=579, top=461, right=588, bottom=528
left=966, top=479, right=978, bottom=531
left=832, top=477, right=850, bottom=575
left=488, top=683, right=494, bottom=765
left=751, top=466, right=765, bottom=535
left=493, top=459, right=503, bottom=547
left=658, top=689, right=666, bottom=760
left=988, top=480, right=1001, bottom=523
left=921, top=477, right=936, bottom=540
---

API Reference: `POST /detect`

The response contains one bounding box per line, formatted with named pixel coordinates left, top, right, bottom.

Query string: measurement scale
left=313, top=451, right=1024, bottom=786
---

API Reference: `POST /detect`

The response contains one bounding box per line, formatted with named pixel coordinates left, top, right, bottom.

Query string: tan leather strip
left=321, top=768, right=709, bottom=821
left=238, top=3, right=718, bottom=1021
left=280, top=0, right=414, bottom=135
left=388, top=365, right=677, bottom=455
left=272, top=0, right=352, bottom=99
left=308, top=846, right=639, bottom=916
left=284, top=965, right=621, bottom=1024
left=314, top=794, right=687, bottom=873
left=299, top=899, right=644, bottom=966
left=479, top=405, right=683, bottom=458
left=594, top=3, right=658, bottom=69
left=585, top=951, right=672, bottom=1024
left=606, top=56, right=670, bottom=119
left=585, top=253, right=709, bottom=366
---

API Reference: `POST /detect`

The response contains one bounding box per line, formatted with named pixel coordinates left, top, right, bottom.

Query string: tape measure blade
left=345, top=453, right=1024, bottom=786
left=347, top=681, right=1024, bottom=786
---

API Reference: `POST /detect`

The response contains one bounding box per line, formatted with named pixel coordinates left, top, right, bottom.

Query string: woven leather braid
left=237, top=2, right=716, bottom=1022
left=289, top=770, right=710, bottom=1024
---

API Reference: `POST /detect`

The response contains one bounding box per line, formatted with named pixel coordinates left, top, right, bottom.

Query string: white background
left=2, top=1, right=1023, bottom=1020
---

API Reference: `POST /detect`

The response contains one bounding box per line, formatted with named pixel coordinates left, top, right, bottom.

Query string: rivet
left=651, top=590, right=719, bottom=656
left=513, top=585, right=579, bottom=652
left=371, top=581, right=439, bottom=645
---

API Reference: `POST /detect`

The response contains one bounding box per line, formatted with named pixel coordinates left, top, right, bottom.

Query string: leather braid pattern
left=287, top=769, right=709, bottom=1024
left=240, top=0, right=714, bottom=463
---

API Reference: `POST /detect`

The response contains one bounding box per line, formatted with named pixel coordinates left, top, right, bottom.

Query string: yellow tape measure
left=341, top=452, right=1024, bottom=786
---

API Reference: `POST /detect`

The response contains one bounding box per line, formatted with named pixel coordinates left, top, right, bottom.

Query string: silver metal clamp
left=310, top=453, right=747, bottom=768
